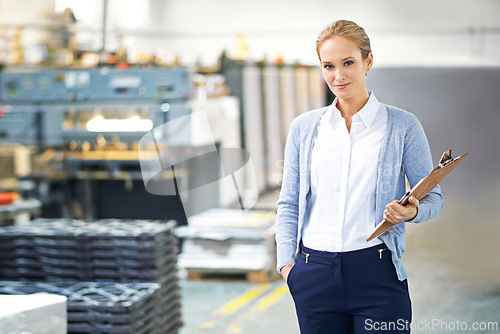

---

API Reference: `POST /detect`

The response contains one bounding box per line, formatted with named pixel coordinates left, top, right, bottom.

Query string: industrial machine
left=0, top=66, right=220, bottom=223
left=0, top=67, right=191, bottom=146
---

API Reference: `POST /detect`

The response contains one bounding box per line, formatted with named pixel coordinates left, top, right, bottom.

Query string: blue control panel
left=0, top=67, right=191, bottom=103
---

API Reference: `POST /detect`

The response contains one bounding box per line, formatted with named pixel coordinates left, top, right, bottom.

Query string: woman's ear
left=367, top=53, right=373, bottom=71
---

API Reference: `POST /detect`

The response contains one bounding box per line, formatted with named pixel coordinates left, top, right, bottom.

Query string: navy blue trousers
left=287, top=244, right=411, bottom=334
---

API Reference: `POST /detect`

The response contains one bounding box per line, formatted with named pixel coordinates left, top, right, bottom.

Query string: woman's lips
left=334, top=83, right=350, bottom=90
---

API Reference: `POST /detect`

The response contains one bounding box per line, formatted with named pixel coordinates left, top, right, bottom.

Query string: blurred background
left=0, top=0, right=499, bottom=333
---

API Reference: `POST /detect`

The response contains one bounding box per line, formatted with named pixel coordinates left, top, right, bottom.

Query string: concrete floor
left=178, top=197, right=500, bottom=334
left=179, top=279, right=298, bottom=334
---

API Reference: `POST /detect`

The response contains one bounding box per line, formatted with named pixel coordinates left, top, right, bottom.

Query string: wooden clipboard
left=366, top=150, right=468, bottom=242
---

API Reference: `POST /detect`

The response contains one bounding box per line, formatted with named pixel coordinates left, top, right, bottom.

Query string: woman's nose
left=335, top=70, right=345, bottom=82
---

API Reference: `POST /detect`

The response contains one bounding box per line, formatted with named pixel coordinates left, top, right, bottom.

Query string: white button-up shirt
left=302, top=92, right=387, bottom=252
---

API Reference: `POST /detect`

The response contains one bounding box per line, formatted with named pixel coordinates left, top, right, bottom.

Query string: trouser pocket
left=286, top=261, right=299, bottom=292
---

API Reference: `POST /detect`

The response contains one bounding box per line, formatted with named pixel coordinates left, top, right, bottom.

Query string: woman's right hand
left=281, top=264, right=294, bottom=282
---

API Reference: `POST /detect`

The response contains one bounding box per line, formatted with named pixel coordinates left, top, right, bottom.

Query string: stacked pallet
left=177, top=208, right=278, bottom=283
left=0, top=219, right=181, bottom=334
left=0, top=281, right=163, bottom=334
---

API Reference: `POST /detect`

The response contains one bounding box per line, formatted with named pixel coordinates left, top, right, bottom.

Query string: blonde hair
left=316, top=20, right=371, bottom=60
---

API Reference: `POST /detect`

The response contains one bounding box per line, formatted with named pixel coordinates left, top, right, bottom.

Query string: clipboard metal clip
left=433, top=150, right=454, bottom=171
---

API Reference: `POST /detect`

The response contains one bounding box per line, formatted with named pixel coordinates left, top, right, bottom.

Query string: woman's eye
left=323, top=64, right=333, bottom=69
left=344, top=61, right=354, bottom=66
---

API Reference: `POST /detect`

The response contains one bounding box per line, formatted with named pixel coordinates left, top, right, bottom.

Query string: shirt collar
left=357, top=92, right=379, bottom=128
left=329, top=92, right=380, bottom=128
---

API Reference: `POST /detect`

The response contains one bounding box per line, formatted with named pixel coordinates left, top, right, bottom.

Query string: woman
left=276, top=20, right=443, bottom=334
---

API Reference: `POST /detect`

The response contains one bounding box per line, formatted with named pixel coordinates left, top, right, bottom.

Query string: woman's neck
left=336, top=91, right=370, bottom=119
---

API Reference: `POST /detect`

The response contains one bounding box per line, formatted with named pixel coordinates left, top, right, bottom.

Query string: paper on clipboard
left=366, top=150, right=468, bottom=242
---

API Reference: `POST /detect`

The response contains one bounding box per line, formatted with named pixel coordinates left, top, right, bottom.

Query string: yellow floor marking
left=198, top=321, right=215, bottom=328
left=227, top=322, right=242, bottom=333
left=250, top=284, right=289, bottom=312
left=222, top=283, right=291, bottom=333
left=215, top=283, right=270, bottom=315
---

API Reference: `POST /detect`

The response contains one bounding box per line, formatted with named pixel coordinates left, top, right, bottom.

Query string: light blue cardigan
left=276, top=104, right=443, bottom=280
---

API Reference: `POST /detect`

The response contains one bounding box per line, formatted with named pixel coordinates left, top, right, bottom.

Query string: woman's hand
left=384, top=196, right=419, bottom=225
left=281, top=264, right=294, bottom=282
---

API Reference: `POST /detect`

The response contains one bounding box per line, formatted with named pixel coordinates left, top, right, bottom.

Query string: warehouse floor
left=179, top=279, right=297, bottom=334
left=178, top=201, right=500, bottom=334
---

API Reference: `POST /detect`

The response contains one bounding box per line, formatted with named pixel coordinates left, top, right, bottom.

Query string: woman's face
left=319, top=36, right=372, bottom=101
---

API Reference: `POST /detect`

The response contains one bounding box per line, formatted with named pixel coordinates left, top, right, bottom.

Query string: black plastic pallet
left=0, top=237, right=86, bottom=248
left=1, top=246, right=177, bottom=262
left=67, top=308, right=157, bottom=331
left=0, top=281, right=180, bottom=334
left=67, top=302, right=154, bottom=324
left=155, top=306, right=183, bottom=334
left=0, top=252, right=177, bottom=271
left=67, top=319, right=155, bottom=334
left=0, top=268, right=176, bottom=283
left=0, top=218, right=175, bottom=234
left=0, top=218, right=182, bottom=334
left=0, top=281, right=160, bottom=312
left=0, top=220, right=176, bottom=248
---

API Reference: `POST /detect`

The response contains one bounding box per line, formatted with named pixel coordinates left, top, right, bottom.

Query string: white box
left=0, top=294, right=67, bottom=334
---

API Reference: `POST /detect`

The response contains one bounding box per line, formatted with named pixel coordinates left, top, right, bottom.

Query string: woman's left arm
left=402, top=115, right=443, bottom=223
left=385, top=115, right=443, bottom=225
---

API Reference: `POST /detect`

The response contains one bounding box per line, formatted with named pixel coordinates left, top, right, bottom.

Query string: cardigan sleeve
left=402, top=114, right=443, bottom=223
left=275, top=118, right=301, bottom=272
